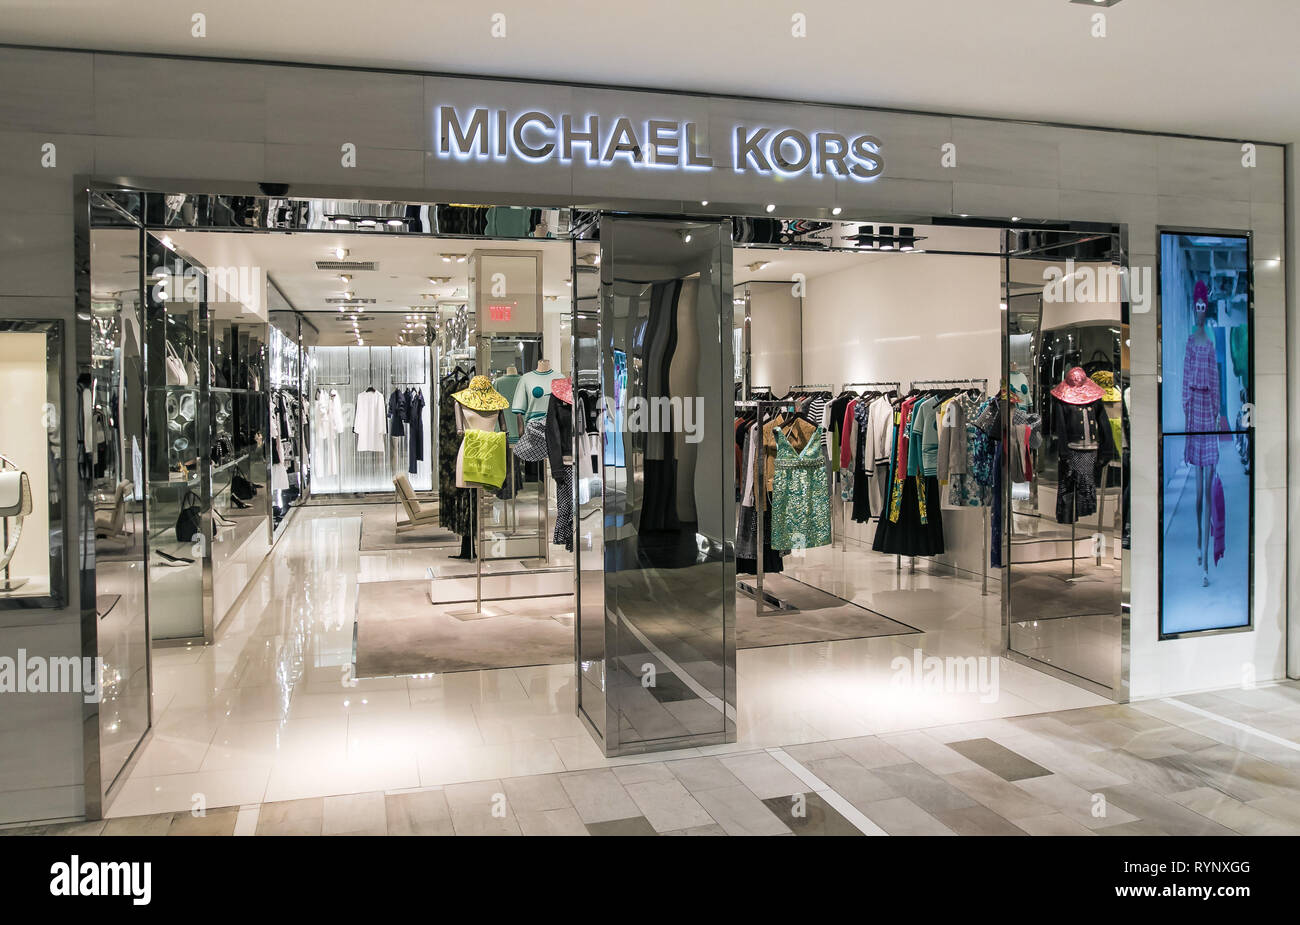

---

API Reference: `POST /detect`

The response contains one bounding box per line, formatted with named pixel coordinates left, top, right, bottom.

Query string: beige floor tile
left=322, top=791, right=388, bottom=835
left=255, top=798, right=324, bottom=836
left=385, top=790, right=454, bottom=836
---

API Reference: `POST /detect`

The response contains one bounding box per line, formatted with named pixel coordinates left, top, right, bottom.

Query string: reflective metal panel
left=88, top=223, right=151, bottom=791
left=594, top=216, right=735, bottom=753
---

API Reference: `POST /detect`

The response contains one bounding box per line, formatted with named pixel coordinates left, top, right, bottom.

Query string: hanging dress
left=769, top=425, right=832, bottom=550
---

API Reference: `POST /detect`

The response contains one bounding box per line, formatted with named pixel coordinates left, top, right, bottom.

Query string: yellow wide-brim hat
left=452, top=374, right=510, bottom=412
left=1089, top=369, right=1122, bottom=402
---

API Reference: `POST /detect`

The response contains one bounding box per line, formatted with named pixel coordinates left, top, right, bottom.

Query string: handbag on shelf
left=165, top=341, right=189, bottom=388
left=185, top=347, right=201, bottom=387
left=175, top=489, right=203, bottom=543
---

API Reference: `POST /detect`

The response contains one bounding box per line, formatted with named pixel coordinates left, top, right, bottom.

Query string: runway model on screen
left=1182, top=280, right=1220, bottom=587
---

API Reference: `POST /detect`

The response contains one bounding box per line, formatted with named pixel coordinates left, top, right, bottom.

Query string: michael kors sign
left=436, top=106, right=885, bottom=181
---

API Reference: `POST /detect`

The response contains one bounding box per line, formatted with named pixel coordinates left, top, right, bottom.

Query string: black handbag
left=175, top=490, right=203, bottom=543
left=231, top=471, right=257, bottom=500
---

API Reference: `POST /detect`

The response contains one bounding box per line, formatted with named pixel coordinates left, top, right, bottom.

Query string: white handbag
left=0, top=470, right=32, bottom=518
left=185, top=347, right=201, bottom=387
left=165, top=341, right=189, bottom=388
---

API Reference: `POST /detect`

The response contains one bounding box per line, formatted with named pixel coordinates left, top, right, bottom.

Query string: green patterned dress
left=770, top=425, right=832, bottom=550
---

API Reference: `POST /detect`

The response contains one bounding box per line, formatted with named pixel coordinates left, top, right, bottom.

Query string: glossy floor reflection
left=104, top=505, right=1108, bottom=818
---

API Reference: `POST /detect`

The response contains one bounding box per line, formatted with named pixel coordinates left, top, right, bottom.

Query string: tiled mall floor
left=12, top=688, right=1300, bottom=835
left=9, top=505, right=1299, bottom=835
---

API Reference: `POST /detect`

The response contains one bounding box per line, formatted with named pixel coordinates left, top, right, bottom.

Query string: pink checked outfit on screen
left=1182, top=335, right=1220, bottom=467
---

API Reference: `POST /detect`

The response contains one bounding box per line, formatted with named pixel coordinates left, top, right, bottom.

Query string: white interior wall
left=797, top=239, right=1003, bottom=576
left=744, top=283, right=802, bottom=396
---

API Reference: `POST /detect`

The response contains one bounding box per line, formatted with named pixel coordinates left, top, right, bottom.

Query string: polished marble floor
left=20, top=503, right=1209, bottom=828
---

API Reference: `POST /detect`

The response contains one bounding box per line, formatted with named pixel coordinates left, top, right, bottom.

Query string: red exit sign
left=488, top=304, right=513, bottom=322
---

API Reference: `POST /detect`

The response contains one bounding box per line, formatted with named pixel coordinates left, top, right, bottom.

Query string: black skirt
left=872, top=475, right=945, bottom=557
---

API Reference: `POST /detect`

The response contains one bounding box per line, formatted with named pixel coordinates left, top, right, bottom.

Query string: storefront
left=0, top=47, right=1288, bottom=824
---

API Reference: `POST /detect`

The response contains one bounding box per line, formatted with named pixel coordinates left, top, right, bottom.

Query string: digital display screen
left=1158, top=232, right=1252, bottom=637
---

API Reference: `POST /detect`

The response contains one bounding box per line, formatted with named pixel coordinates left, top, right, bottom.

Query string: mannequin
left=536, top=359, right=551, bottom=373
left=450, top=375, right=509, bottom=560
left=1050, top=366, right=1116, bottom=525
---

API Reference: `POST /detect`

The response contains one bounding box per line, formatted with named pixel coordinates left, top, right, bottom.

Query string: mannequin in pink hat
left=1182, top=279, right=1219, bottom=586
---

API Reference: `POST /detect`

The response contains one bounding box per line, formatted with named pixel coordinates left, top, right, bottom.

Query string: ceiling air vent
left=315, top=260, right=379, bottom=271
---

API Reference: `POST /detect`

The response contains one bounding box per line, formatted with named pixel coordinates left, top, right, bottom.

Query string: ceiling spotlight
left=333, top=247, right=348, bottom=260
left=1011, top=217, right=1021, bottom=222
left=879, top=226, right=896, bottom=250
left=333, top=217, right=350, bottom=225
left=428, top=276, right=451, bottom=285
left=358, top=219, right=376, bottom=227
left=899, top=227, right=916, bottom=252
left=831, top=207, right=842, bottom=216
left=441, top=254, right=451, bottom=263
left=747, top=261, right=770, bottom=272
left=700, top=200, right=709, bottom=207
left=338, top=274, right=351, bottom=284
left=343, top=290, right=355, bottom=299
left=386, top=218, right=404, bottom=227
left=765, top=204, right=776, bottom=213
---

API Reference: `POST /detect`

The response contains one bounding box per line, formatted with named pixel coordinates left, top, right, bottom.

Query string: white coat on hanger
left=354, top=389, right=387, bottom=453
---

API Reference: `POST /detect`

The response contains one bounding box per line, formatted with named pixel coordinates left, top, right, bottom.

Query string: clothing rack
left=898, top=377, right=992, bottom=595
left=908, top=377, right=989, bottom=390
left=842, top=381, right=901, bottom=391
left=787, top=383, right=833, bottom=392
left=736, top=398, right=805, bottom=616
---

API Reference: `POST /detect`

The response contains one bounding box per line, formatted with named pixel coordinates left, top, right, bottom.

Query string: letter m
left=441, top=107, right=487, bottom=157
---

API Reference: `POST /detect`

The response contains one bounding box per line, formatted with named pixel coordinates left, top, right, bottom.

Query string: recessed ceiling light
left=386, top=218, right=404, bottom=226
left=1011, top=217, right=1021, bottom=222
left=831, top=207, right=842, bottom=216
left=358, top=219, right=376, bottom=227
left=700, top=200, right=709, bottom=207
left=747, top=261, right=770, bottom=272
left=333, top=247, right=348, bottom=260
left=765, top=204, right=776, bottom=213
left=333, top=218, right=350, bottom=225
left=338, top=274, right=351, bottom=283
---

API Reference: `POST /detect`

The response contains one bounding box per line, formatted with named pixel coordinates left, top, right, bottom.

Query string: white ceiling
left=89, top=222, right=996, bottom=344
left=2, top=0, right=1298, bottom=143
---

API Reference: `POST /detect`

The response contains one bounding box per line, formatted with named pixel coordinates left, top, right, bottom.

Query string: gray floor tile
left=869, top=762, right=979, bottom=813
left=804, top=756, right=897, bottom=809
left=761, top=792, right=864, bottom=836
left=1013, top=774, right=1138, bottom=830
left=665, top=756, right=743, bottom=792
left=322, top=791, right=388, bottom=835
left=559, top=769, right=641, bottom=824
left=661, top=824, right=728, bottom=835
left=517, top=807, right=590, bottom=836
left=932, top=805, right=1028, bottom=835
left=1013, top=813, right=1097, bottom=836
left=385, top=790, right=454, bottom=836
left=944, top=768, right=1056, bottom=820
left=832, top=735, right=913, bottom=769
left=1169, top=787, right=1300, bottom=835
left=692, top=785, right=791, bottom=836
left=611, top=762, right=675, bottom=785
left=945, top=738, right=1052, bottom=781
left=860, top=797, right=955, bottom=836
left=256, top=798, right=324, bottom=836
left=585, top=815, right=658, bottom=836
left=719, top=751, right=807, bottom=799
left=503, top=773, right=573, bottom=812
left=444, top=780, right=521, bottom=836
left=102, top=813, right=174, bottom=836
left=167, top=806, right=239, bottom=836
left=623, top=779, right=715, bottom=832
left=1097, top=784, right=1238, bottom=836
